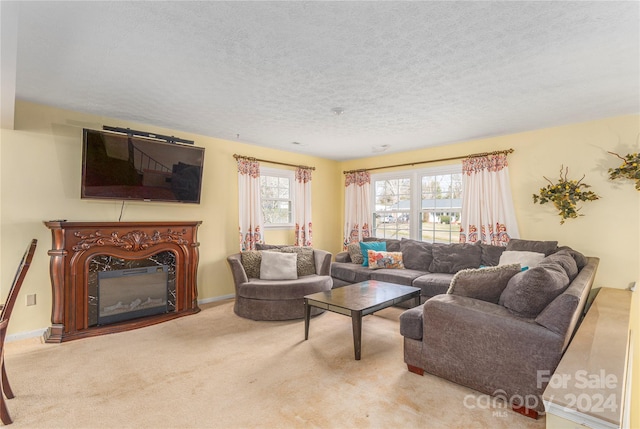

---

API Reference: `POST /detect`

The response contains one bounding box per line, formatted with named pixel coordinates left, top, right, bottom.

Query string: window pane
left=278, top=187, right=289, bottom=199
left=373, top=177, right=411, bottom=239
left=262, top=200, right=292, bottom=224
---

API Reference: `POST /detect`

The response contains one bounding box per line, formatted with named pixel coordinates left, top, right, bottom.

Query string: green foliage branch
left=532, top=166, right=600, bottom=224
left=608, top=151, right=640, bottom=191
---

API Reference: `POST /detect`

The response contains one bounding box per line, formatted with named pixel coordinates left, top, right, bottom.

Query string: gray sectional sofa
left=333, top=237, right=596, bottom=417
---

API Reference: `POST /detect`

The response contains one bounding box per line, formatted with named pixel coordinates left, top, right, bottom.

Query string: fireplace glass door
left=97, top=265, right=169, bottom=325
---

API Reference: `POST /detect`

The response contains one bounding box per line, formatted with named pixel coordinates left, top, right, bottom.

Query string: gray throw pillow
left=255, top=243, right=288, bottom=250
left=347, top=242, right=364, bottom=265
left=280, top=246, right=316, bottom=277
left=556, top=246, right=588, bottom=269
left=506, top=239, right=558, bottom=256
left=399, top=239, right=433, bottom=271
left=241, top=250, right=262, bottom=279
left=429, top=243, right=482, bottom=274
left=500, top=264, right=570, bottom=318
left=540, top=249, right=579, bottom=281
left=476, top=242, right=506, bottom=266
left=447, top=263, right=521, bottom=304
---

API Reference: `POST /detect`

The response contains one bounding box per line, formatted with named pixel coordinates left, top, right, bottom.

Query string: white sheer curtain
left=237, top=158, right=264, bottom=251
left=459, top=154, right=520, bottom=246
left=294, top=167, right=313, bottom=246
left=343, top=171, right=372, bottom=249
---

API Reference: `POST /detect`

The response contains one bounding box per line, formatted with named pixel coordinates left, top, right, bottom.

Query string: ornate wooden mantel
left=43, top=220, right=202, bottom=343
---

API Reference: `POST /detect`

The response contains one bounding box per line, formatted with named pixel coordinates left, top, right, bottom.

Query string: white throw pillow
left=498, top=250, right=545, bottom=268
left=259, top=251, right=298, bottom=280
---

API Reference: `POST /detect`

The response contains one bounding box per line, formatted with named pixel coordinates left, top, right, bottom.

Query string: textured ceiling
left=8, top=1, right=640, bottom=160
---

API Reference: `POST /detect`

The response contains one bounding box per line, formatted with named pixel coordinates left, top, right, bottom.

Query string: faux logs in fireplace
left=43, top=221, right=201, bottom=343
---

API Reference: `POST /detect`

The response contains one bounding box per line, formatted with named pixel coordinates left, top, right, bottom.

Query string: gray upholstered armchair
left=227, top=248, right=333, bottom=321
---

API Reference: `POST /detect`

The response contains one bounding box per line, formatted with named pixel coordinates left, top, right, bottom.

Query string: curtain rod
left=233, top=154, right=315, bottom=171
left=342, top=148, right=514, bottom=174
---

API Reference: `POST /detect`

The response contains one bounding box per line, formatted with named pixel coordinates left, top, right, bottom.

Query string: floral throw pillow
left=367, top=250, right=405, bottom=269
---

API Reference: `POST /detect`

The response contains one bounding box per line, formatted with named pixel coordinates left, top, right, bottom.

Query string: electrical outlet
left=26, top=294, right=36, bottom=306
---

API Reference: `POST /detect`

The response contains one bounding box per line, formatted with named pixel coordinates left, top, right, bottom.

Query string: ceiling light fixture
left=372, top=144, right=390, bottom=153
left=331, top=107, right=344, bottom=116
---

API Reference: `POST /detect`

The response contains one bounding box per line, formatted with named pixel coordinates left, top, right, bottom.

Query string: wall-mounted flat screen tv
left=81, top=128, right=205, bottom=204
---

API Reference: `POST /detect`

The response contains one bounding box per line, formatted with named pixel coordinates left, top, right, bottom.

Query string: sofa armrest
left=226, top=253, right=248, bottom=287
left=313, top=249, right=332, bottom=276
left=335, top=251, right=351, bottom=263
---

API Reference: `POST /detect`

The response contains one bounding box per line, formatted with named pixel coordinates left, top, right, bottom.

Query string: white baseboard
left=6, top=328, right=47, bottom=343
left=198, top=294, right=235, bottom=305
left=6, top=295, right=236, bottom=343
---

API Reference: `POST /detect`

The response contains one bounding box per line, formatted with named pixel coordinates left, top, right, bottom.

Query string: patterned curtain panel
left=237, top=158, right=264, bottom=251
left=459, top=154, right=520, bottom=246
left=343, top=171, right=372, bottom=249
left=294, top=167, right=313, bottom=246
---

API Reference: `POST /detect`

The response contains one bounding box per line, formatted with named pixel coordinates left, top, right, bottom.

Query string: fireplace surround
left=43, top=220, right=201, bottom=342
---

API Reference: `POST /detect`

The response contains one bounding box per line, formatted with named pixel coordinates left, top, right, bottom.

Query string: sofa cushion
left=476, top=242, right=506, bottom=266
left=400, top=239, right=433, bottom=271
left=330, top=262, right=373, bottom=283
left=540, top=249, right=578, bottom=281
left=556, top=246, right=588, bottom=270
left=367, top=250, right=404, bottom=269
left=238, top=276, right=333, bottom=300
left=498, top=250, right=545, bottom=268
left=260, top=251, right=298, bottom=280
left=359, top=241, right=386, bottom=266
left=363, top=237, right=401, bottom=252
left=500, top=264, right=570, bottom=318
left=447, top=263, right=522, bottom=304
left=255, top=243, right=288, bottom=250
left=506, top=238, right=558, bottom=256
left=370, top=268, right=425, bottom=286
left=347, top=242, right=364, bottom=265
left=241, top=250, right=262, bottom=279
left=280, top=246, right=316, bottom=277
left=429, top=243, right=482, bottom=273
left=412, top=273, right=455, bottom=297
left=399, top=303, right=425, bottom=340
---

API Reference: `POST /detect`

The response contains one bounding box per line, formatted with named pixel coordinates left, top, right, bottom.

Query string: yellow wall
left=1, top=101, right=639, bottom=424
left=0, top=101, right=342, bottom=336
left=632, top=194, right=640, bottom=429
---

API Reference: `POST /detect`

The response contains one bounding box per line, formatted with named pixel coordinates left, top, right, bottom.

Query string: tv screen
left=81, top=128, right=205, bottom=204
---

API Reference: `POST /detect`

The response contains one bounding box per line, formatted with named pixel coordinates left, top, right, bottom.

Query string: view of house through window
left=260, top=168, right=294, bottom=227
left=372, top=165, right=462, bottom=243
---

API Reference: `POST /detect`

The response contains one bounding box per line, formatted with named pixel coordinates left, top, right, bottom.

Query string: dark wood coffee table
left=304, top=280, right=420, bottom=360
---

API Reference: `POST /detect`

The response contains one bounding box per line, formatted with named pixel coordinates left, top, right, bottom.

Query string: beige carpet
left=4, top=300, right=545, bottom=429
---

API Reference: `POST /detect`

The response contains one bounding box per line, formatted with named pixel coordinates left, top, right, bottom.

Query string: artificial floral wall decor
left=608, top=151, right=640, bottom=190
left=532, top=166, right=600, bottom=224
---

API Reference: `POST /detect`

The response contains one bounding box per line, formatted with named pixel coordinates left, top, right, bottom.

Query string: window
left=372, top=165, right=462, bottom=243
left=260, top=168, right=294, bottom=228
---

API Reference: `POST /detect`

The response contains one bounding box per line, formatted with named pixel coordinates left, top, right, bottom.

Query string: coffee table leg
left=304, top=299, right=311, bottom=340
left=351, top=310, right=362, bottom=360
left=414, top=293, right=421, bottom=307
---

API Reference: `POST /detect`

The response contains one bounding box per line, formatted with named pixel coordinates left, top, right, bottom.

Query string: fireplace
left=43, top=221, right=201, bottom=342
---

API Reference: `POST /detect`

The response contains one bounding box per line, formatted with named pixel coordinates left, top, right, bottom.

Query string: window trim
left=260, top=167, right=295, bottom=230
